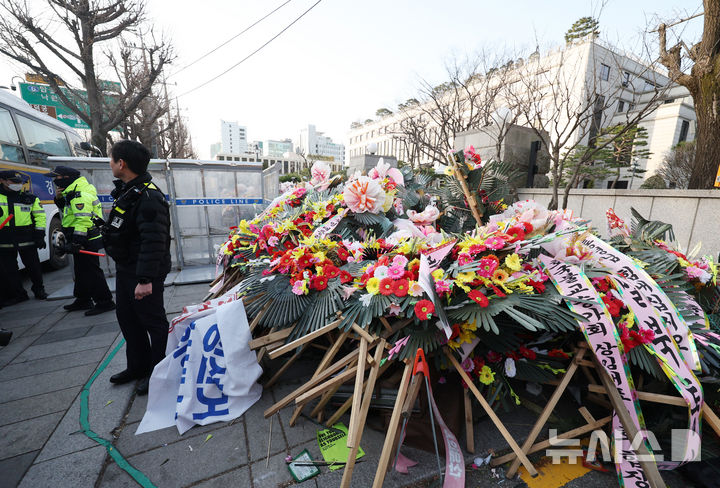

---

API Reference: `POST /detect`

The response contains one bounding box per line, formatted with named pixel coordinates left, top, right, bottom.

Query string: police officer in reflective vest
left=0, top=170, right=48, bottom=305
left=43, top=166, right=115, bottom=316
left=102, top=140, right=170, bottom=396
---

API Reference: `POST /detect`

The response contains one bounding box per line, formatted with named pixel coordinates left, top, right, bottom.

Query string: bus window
left=16, top=113, right=72, bottom=164
left=0, top=107, right=26, bottom=163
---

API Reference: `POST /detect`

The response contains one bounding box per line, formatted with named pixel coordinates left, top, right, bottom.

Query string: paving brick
left=12, top=331, right=118, bottom=363
left=32, top=326, right=92, bottom=345
left=250, top=452, right=295, bottom=488
left=18, top=446, right=107, bottom=488
left=49, top=311, right=119, bottom=331
left=0, top=412, right=63, bottom=460
left=117, top=422, right=250, bottom=487
left=0, top=386, right=79, bottom=427
left=0, top=347, right=106, bottom=382
left=0, top=363, right=96, bottom=403
left=0, top=451, right=38, bottom=487
left=190, top=466, right=251, bottom=488
left=125, top=393, right=149, bottom=424
left=0, top=334, right=39, bottom=369
left=116, top=420, right=235, bottom=457
left=86, top=322, right=119, bottom=337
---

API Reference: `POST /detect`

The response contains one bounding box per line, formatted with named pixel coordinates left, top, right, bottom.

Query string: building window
left=600, top=64, right=610, bottom=81
left=622, top=71, right=630, bottom=87
left=607, top=180, right=629, bottom=189
left=678, top=120, right=690, bottom=143
left=617, top=100, right=625, bottom=113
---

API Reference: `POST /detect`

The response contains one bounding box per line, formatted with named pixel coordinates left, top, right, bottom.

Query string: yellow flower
left=366, top=277, right=380, bottom=295
left=505, top=253, right=522, bottom=272
left=461, top=321, right=477, bottom=332
left=478, top=366, right=495, bottom=385
left=291, top=247, right=306, bottom=260
left=454, top=272, right=475, bottom=292
left=458, top=328, right=475, bottom=345
left=432, top=269, right=444, bottom=281
left=443, top=165, right=454, bottom=176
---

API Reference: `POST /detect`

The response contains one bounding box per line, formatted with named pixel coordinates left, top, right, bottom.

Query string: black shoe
left=110, top=369, right=143, bottom=385
left=84, top=301, right=116, bottom=316
left=33, top=288, right=49, bottom=300
left=0, top=328, right=12, bottom=347
left=64, top=300, right=93, bottom=311
left=135, top=377, right=150, bottom=396
left=3, top=294, right=29, bottom=307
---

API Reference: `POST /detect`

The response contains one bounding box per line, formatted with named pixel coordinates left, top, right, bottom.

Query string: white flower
left=504, top=357, right=516, bottom=378
left=359, top=293, right=373, bottom=307
left=373, top=265, right=389, bottom=279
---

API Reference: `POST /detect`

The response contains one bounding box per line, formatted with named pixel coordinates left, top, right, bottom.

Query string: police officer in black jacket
left=104, top=140, right=171, bottom=396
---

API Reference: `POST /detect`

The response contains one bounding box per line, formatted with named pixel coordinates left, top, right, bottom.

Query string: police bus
left=0, top=88, right=95, bottom=269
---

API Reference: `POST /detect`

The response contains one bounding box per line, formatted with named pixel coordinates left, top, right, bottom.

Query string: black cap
left=43, top=166, right=81, bottom=178
left=0, top=170, right=26, bottom=182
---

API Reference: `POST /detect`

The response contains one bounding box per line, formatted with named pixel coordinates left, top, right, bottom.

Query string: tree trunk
left=548, top=148, right=561, bottom=210
left=688, top=79, right=720, bottom=188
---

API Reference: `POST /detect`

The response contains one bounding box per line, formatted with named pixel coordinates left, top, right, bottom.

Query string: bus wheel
left=48, top=217, right=68, bottom=270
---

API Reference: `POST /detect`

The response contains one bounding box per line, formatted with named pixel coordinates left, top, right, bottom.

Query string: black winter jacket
left=104, top=173, right=171, bottom=279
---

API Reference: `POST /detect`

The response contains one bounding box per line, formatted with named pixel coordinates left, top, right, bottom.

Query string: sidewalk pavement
left=0, top=265, right=689, bottom=488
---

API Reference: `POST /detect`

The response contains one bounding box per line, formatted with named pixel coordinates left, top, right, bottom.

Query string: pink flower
left=292, top=187, right=307, bottom=198
left=392, top=255, right=408, bottom=268
left=407, top=206, right=440, bottom=226
left=435, top=279, right=451, bottom=294
left=469, top=244, right=486, bottom=255
left=458, top=253, right=472, bottom=266
left=408, top=281, right=424, bottom=297
left=461, top=357, right=475, bottom=373
left=484, top=236, right=506, bottom=250
left=343, top=176, right=386, bottom=214
left=368, top=158, right=405, bottom=186
left=478, top=257, right=499, bottom=278
left=309, top=161, right=331, bottom=189
left=387, top=265, right=405, bottom=279
left=393, top=198, right=404, bottom=215
left=387, top=336, right=410, bottom=359
left=267, top=236, right=279, bottom=247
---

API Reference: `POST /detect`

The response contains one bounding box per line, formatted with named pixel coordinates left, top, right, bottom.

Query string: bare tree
left=511, top=42, right=666, bottom=208
left=157, top=103, right=196, bottom=159
left=0, top=0, right=173, bottom=154
left=658, top=4, right=718, bottom=188
left=656, top=140, right=695, bottom=189
left=396, top=54, right=501, bottom=167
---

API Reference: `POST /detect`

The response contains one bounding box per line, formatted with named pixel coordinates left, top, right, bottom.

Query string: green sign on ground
left=19, top=82, right=120, bottom=130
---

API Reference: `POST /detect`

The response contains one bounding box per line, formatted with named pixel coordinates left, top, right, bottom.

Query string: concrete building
left=221, top=120, right=248, bottom=155
left=216, top=152, right=305, bottom=175
left=264, top=139, right=293, bottom=158
left=298, top=124, right=345, bottom=166
left=347, top=38, right=696, bottom=189
left=210, top=142, right=222, bottom=159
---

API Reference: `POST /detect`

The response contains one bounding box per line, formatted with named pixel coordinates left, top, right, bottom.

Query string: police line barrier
left=46, top=157, right=279, bottom=270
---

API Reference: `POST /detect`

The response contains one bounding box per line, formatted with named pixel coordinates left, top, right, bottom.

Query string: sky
left=1, top=0, right=705, bottom=159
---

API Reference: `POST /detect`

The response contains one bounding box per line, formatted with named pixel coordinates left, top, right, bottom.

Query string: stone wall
left=516, top=188, right=720, bottom=257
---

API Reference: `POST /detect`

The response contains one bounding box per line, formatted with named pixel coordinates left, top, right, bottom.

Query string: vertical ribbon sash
left=540, top=255, right=651, bottom=488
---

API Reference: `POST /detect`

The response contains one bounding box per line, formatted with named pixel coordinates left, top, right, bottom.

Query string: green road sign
left=19, top=82, right=120, bottom=130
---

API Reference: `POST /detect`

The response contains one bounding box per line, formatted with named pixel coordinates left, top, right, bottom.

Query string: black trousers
left=72, top=252, right=113, bottom=304
left=0, top=246, right=43, bottom=301
left=115, top=270, right=169, bottom=376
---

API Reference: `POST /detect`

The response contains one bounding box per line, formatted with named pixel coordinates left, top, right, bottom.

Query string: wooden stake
left=445, top=348, right=538, bottom=476
left=325, top=361, right=391, bottom=428
left=264, top=348, right=360, bottom=418
left=249, top=328, right=292, bottom=349
left=340, top=340, right=386, bottom=488
left=352, top=322, right=376, bottom=344
left=491, top=415, right=612, bottom=466
left=506, top=346, right=587, bottom=478
left=372, top=361, right=413, bottom=488
left=348, top=339, right=368, bottom=448
left=268, top=318, right=342, bottom=359
left=464, top=389, right=474, bottom=454
left=592, top=355, right=665, bottom=488
left=249, top=300, right=273, bottom=332
left=295, top=367, right=359, bottom=405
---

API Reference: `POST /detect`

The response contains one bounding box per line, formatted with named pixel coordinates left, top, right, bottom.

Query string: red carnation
left=520, top=222, right=534, bottom=233
left=519, top=345, right=536, bottom=360
left=336, top=246, right=349, bottom=261
left=414, top=299, right=435, bottom=321
left=393, top=278, right=409, bottom=297
left=548, top=348, right=569, bottom=359
left=527, top=280, right=545, bottom=293
left=486, top=350, right=503, bottom=363
left=379, top=277, right=395, bottom=296
left=468, top=290, right=489, bottom=307
left=505, top=226, right=526, bottom=243
left=311, top=275, right=328, bottom=291
left=324, top=264, right=341, bottom=279
left=340, top=270, right=353, bottom=284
